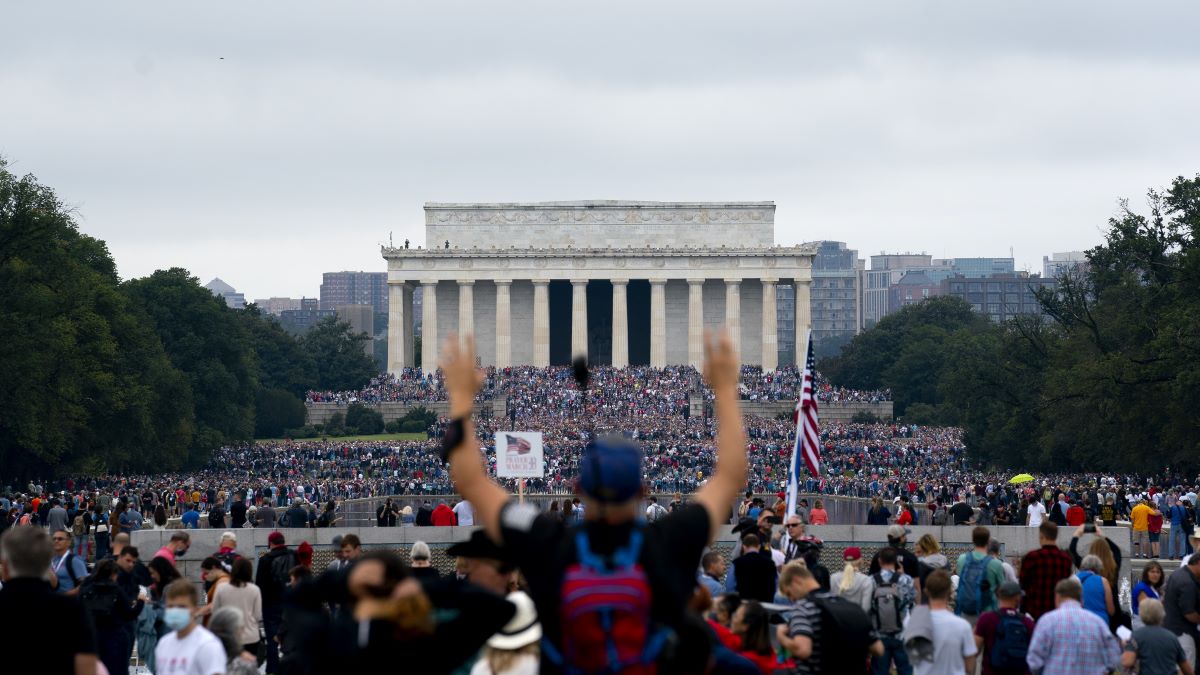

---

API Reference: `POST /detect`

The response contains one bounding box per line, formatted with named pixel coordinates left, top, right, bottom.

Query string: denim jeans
left=873, top=634, right=912, bottom=675
left=1168, top=526, right=1188, bottom=559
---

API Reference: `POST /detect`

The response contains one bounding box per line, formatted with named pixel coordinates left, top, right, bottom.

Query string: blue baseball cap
left=578, top=437, right=643, bottom=503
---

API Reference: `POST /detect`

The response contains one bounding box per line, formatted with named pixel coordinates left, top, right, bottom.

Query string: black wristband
left=441, top=416, right=467, bottom=463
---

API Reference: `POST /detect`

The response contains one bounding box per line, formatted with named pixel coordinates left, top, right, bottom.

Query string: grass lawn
left=255, top=432, right=428, bottom=444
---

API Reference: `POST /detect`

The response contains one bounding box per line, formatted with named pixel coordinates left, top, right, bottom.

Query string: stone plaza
left=383, top=201, right=816, bottom=373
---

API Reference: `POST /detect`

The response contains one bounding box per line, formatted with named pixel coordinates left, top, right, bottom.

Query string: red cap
left=268, top=531, right=285, bottom=546
left=843, top=546, right=862, bottom=561
left=776, top=491, right=786, bottom=500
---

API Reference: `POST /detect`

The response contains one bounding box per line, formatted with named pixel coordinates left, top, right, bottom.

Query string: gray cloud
left=3, top=1, right=1199, bottom=296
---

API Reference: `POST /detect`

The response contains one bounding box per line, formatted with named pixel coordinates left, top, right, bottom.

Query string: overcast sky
left=4, top=1, right=1199, bottom=298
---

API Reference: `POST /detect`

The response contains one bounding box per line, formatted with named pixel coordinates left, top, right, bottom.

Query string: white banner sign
left=495, top=431, right=545, bottom=478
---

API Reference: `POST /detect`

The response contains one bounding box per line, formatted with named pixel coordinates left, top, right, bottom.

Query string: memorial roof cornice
left=382, top=244, right=817, bottom=259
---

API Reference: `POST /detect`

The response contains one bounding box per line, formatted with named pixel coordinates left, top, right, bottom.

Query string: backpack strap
left=574, top=528, right=643, bottom=571
left=65, top=552, right=80, bottom=586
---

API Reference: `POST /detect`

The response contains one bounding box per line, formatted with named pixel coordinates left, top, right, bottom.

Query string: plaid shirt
left=1026, top=600, right=1120, bottom=675
left=1019, top=545, right=1073, bottom=620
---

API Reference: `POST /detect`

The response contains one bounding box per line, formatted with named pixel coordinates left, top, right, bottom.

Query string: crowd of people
left=304, top=363, right=893, bottom=406
left=6, top=349, right=1200, bottom=673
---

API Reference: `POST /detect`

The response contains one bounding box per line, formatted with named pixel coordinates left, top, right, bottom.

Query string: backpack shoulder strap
left=65, top=552, right=80, bottom=585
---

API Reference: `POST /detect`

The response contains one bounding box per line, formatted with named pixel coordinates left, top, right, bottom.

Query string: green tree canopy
left=300, top=316, right=378, bottom=392
left=0, top=161, right=194, bottom=477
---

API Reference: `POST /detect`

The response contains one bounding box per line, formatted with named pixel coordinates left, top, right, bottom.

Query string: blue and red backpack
left=544, top=528, right=671, bottom=674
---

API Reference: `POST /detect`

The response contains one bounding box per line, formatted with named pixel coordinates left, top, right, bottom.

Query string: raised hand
left=702, top=328, right=739, bottom=391
left=440, top=334, right=484, bottom=399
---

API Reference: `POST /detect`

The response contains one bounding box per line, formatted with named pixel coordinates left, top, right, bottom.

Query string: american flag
left=792, top=336, right=821, bottom=480
left=505, top=434, right=532, bottom=455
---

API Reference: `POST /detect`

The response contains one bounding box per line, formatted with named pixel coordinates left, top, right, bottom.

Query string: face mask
left=176, top=547, right=189, bottom=557
left=163, top=607, right=192, bottom=632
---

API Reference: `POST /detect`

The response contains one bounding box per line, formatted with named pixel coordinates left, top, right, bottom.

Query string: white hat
left=487, top=592, right=541, bottom=651
left=221, top=531, right=237, bottom=542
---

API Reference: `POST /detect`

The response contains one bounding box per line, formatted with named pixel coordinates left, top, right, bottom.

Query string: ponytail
left=839, top=562, right=856, bottom=592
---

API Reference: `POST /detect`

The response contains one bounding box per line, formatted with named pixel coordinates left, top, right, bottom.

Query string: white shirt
left=914, top=608, right=977, bottom=675
left=1027, top=502, right=1047, bottom=527
left=453, top=500, right=475, bottom=527
left=154, top=625, right=227, bottom=675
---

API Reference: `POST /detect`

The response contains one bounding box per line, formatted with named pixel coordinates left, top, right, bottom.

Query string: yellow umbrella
left=1008, top=473, right=1035, bottom=484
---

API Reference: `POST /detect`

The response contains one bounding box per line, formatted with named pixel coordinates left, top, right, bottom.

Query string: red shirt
left=707, top=619, right=741, bottom=651
left=1066, top=505, right=1086, bottom=526
left=1148, top=512, right=1164, bottom=533
left=896, top=509, right=913, bottom=526
left=737, top=649, right=794, bottom=675
left=1018, top=545, right=1073, bottom=621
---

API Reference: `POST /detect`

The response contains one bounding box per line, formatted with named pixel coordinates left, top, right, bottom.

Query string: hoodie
left=430, top=503, right=457, bottom=526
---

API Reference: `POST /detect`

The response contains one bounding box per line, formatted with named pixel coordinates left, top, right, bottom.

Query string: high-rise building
left=950, top=257, right=1015, bottom=278
left=278, top=297, right=335, bottom=336
left=252, top=297, right=302, bottom=316
left=204, top=278, right=245, bottom=309
left=864, top=253, right=934, bottom=328
left=335, top=304, right=375, bottom=356
left=805, top=241, right=865, bottom=356
left=941, top=272, right=1056, bottom=323
left=1043, top=251, right=1089, bottom=279
left=320, top=271, right=388, bottom=315
left=889, top=271, right=943, bottom=312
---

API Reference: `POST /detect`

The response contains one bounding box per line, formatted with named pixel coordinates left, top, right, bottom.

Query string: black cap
left=446, top=530, right=509, bottom=562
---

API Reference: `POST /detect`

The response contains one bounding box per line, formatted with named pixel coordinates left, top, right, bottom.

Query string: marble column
left=761, top=278, right=778, bottom=371
left=494, top=280, right=511, bottom=368
left=533, top=279, right=550, bottom=367
left=650, top=280, right=666, bottom=368
left=386, top=282, right=408, bottom=376
left=724, top=278, right=741, bottom=356
left=687, top=279, right=704, bottom=368
left=794, top=279, right=812, bottom=364
left=611, top=280, right=628, bottom=368
left=571, top=279, right=588, bottom=361
left=457, top=280, right=474, bottom=350
left=420, top=280, right=438, bottom=373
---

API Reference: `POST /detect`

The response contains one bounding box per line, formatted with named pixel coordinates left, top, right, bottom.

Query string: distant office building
left=950, top=257, right=1015, bottom=278
left=252, top=297, right=302, bottom=316
left=806, top=241, right=865, bottom=356
left=336, top=304, right=375, bottom=356
left=1043, top=251, right=1089, bottom=278
left=864, top=253, right=934, bottom=328
left=320, top=271, right=388, bottom=315
left=204, top=278, right=245, bottom=309
left=941, top=273, right=1056, bottom=323
left=278, top=297, right=335, bottom=336
left=889, top=271, right=944, bottom=312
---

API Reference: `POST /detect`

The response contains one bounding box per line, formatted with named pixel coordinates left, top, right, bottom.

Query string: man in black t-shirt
left=869, top=525, right=924, bottom=600
left=443, top=331, right=749, bottom=675
left=949, top=495, right=975, bottom=525
left=0, top=526, right=98, bottom=674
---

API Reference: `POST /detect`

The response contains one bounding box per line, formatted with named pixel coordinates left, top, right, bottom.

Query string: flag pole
left=786, top=329, right=813, bottom=519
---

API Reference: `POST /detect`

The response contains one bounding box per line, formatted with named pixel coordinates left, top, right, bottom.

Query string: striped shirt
left=788, top=592, right=829, bottom=674
left=1026, top=600, right=1120, bottom=675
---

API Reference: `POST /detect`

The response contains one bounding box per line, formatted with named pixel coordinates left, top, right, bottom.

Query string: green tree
left=0, top=160, right=194, bottom=477
left=122, top=268, right=258, bottom=461
left=345, top=403, right=384, bottom=435
left=254, top=388, right=308, bottom=438
left=238, top=304, right=316, bottom=397
left=299, top=316, right=379, bottom=391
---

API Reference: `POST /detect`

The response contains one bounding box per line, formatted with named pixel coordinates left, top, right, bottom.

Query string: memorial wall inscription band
left=384, top=201, right=815, bottom=371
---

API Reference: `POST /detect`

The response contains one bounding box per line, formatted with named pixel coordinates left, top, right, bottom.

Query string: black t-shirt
left=500, top=501, right=710, bottom=674
left=0, top=578, right=96, bottom=672
left=868, top=544, right=922, bottom=581
left=949, top=502, right=974, bottom=525
left=230, top=500, right=247, bottom=527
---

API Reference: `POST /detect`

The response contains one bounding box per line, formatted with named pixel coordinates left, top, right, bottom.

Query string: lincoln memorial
left=383, top=201, right=815, bottom=374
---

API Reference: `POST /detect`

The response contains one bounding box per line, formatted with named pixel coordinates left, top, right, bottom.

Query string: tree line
left=0, top=160, right=378, bottom=480
left=821, top=174, right=1200, bottom=473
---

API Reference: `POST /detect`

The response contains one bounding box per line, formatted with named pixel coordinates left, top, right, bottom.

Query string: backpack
left=989, top=611, right=1030, bottom=673
left=870, top=573, right=905, bottom=635
left=81, top=584, right=120, bottom=630
left=543, top=528, right=669, bottom=674
left=956, top=554, right=990, bottom=616
left=63, top=552, right=81, bottom=587
left=809, top=594, right=875, bottom=675
left=72, top=514, right=87, bottom=537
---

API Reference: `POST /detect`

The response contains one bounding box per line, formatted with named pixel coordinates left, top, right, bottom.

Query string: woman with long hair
left=831, top=546, right=874, bottom=613
left=138, top=556, right=182, bottom=672
left=92, top=504, right=111, bottom=559
left=809, top=499, right=829, bottom=526
left=866, top=496, right=891, bottom=525
left=1131, top=560, right=1165, bottom=629
left=212, top=558, right=264, bottom=659
left=153, top=504, right=168, bottom=529
left=80, top=559, right=144, bottom=675
left=731, top=600, right=794, bottom=674
left=1070, top=523, right=1125, bottom=629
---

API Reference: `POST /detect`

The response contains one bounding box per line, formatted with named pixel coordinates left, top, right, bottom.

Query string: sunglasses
left=785, top=523, right=801, bottom=528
